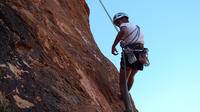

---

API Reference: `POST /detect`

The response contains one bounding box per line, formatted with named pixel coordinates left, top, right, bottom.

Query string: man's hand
left=112, top=47, right=119, bottom=55
left=111, top=26, right=127, bottom=55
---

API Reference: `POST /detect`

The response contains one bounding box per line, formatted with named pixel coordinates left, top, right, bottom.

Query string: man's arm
left=112, top=26, right=127, bottom=55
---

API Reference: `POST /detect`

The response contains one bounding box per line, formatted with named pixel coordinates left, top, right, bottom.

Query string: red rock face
left=0, top=0, right=124, bottom=112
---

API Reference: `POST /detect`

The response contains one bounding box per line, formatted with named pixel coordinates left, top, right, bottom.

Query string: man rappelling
left=111, top=12, right=149, bottom=112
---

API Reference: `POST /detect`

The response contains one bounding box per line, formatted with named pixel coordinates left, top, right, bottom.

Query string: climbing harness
left=98, top=0, right=133, bottom=112
left=123, top=45, right=150, bottom=66
left=122, top=26, right=150, bottom=66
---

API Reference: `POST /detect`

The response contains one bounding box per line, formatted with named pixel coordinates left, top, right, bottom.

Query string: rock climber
left=111, top=12, right=148, bottom=112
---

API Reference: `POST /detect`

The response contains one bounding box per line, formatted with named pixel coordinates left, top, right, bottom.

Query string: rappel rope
left=98, top=0, right=119, bottom=32
left=98, top=0, right=133, bottom=112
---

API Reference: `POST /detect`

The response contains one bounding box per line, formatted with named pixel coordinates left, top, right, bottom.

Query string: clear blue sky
left=86, top=0, right=200, bottom=112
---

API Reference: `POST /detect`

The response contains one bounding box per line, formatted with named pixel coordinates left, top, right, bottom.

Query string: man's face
left=114, top=19, right=122, bottom=27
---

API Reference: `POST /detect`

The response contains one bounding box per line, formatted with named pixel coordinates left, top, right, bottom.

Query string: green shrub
left=0, top=99, right=11, bottom=112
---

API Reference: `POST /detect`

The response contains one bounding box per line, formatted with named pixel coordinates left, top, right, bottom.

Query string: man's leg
left=128, top=69, right=138, bottom=91
left=127, top=69, right=139, bottom=112
left=119, top=67, right=132, bottom=110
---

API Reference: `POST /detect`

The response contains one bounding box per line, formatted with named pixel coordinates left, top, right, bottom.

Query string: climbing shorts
left=120, top=43, right=144, bottom=70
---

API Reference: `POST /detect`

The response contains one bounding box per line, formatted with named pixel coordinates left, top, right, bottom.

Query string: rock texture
left=0, top=0, right=125, bottom=112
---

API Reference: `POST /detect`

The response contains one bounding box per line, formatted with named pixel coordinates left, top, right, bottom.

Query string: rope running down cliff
left=97, top=0, right=133, bottom=112
left=98, top=0, right=119, bottom=32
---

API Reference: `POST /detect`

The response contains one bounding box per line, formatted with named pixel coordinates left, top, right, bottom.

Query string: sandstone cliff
left=0, top=0, right=125, bottom=112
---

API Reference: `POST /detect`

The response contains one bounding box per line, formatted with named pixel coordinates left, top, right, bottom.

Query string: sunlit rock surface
left=0, top=0, right=124, bottom=112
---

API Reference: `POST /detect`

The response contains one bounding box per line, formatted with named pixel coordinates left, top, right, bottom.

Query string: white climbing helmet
left=113, top=12, right=129, bottom=23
